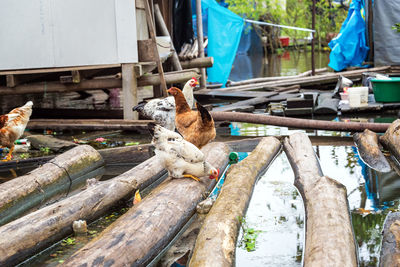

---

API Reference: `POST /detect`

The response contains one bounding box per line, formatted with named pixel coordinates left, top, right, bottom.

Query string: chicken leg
left=2, top=145, right=14, bottom=162
left=182, top=174, right=200, bottom=182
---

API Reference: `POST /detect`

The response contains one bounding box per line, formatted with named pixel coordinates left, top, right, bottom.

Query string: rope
left=245, top=19, right=315, bottom=33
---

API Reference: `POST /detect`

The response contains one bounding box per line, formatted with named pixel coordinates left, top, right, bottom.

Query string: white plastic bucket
left=348, top=87, right=368, bottom=107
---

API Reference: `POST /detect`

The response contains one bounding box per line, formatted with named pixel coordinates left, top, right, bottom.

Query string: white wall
left=0, top=0, right=138, bottom=70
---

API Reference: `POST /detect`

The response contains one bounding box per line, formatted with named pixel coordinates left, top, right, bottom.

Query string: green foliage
left=238, top=216, right=263, bottom=252
left=393, top=23, right=400, bottom=33
left=39, top=146, right=51, bottom=155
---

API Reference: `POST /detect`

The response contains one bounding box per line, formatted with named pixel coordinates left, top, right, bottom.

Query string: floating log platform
left=0, top=155, right=166, bottom=266
left=61, top=142, right=229, bottom=267
left=283, top=132, right=358, bottom=266
left=0, top=145, right=104, bottom=226
left=380, top=119, right=400, bottom=162
left=189, top=137, right=281, bottom=266
left=353, top=129, right=391, bottom=172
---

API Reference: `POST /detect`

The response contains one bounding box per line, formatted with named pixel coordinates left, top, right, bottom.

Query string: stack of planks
left=179, top=38, right=208, bottom=60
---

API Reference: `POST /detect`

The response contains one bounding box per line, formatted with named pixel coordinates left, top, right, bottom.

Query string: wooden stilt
left=196, top=0, right=207, bottom=89
left=122, top=63, right=138, bottom=120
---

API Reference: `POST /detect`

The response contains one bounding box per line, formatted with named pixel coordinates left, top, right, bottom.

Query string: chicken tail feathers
left=196, top=102, right=212, bottom=124
left=132, top=101, right=147, bottom=113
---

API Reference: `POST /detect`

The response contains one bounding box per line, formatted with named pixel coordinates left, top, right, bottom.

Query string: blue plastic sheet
left=328, top=0, right=369, bottom=71
left=201, top=0, right=244, bottom=85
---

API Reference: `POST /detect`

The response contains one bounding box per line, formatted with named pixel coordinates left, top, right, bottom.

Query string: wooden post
left=311, top=0, right=316, bottom=76
left=154, top=3, right=182, bottom=71
left=144, top=0, right=168, bottom=97
left=283, top=132, right=358, bottom=266
left=189, top=137, right=281, bottom=266
left=196, top=0, right=207, bottom=89
left=367, top=0, right=374, bottom=63
left=122, top=63, right=138, bottom=120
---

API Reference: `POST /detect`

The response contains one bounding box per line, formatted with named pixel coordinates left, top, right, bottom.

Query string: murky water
left=231, top=122, right=399, bottom=267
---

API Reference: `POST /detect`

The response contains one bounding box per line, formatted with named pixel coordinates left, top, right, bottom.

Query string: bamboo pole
left=144, top=0, right=168, bottom=97
left=181, top=57, right=214, bottom=69
left=311, top=0, right=316, bottom=75
left=189, top=137, right=281, bottom=266
left=196, top=0, right=207, bottom=89
left=154, top=3, right=182, bottom=71
left=0, top=156, right=166, bottom=267
left=283, top=132, right=358, bottom=266
left=61, top=142, right=229, bottom=267
left=210, top=111, right=391, bottom=132
left=0, top=145, right=104, bottom=226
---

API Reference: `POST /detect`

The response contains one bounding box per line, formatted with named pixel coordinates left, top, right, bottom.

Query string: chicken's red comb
left=192, top=77, right=198, bottom=82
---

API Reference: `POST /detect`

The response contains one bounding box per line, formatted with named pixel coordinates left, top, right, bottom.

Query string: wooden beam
left=180, top=57, right=214, bottom=69
left=144, top=0, right=167, bottom=97
left=6, top=75, right=17, bottom=87
left=122, top=63, right=138, bottom=120
left=0, top=64, right=121, bottom=75
left=154, top=3, right=182, bottom=71
left=59, top=70, right=81, bottom=84
left=196, top=0, right=207, bottom=88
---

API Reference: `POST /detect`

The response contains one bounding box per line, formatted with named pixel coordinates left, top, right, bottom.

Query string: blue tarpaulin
left=328, top=0, right=369, bottom=71
left=200, top=0, right=244, bottom=85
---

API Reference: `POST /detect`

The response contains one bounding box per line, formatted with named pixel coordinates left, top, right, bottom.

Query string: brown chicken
left=167, top=87, right=215, bottom=148
left=0, top=101, right=33, bottom=161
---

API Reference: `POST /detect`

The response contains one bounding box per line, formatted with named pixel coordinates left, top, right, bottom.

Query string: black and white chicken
left=133, top=78, right=199, bottom=131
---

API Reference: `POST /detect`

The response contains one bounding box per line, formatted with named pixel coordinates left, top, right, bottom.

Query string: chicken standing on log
left=149, top=123, right=219, bottom=182
left=0, top=101, right=33, bottom=161
left=168, top=87, right=216, bottom=149
left=132, top=78, right=199, bottom=131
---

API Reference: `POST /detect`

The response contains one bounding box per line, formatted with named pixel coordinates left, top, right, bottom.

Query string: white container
left=348, top=87, right=368, bottom=107
left=349, top=92, right=361, bottom=107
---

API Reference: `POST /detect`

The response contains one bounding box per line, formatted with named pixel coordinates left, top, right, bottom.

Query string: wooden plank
left=0, top=64, right=122, bottom=75
left=138, top=39, right=158, bottom=62
left=122, top=63, right=138, bottom=120
left=6, top=74, right=17, bottom=87
left=195, top=89, right=278, bottom=100
left=180, top=57, right=213, bottom=69
left=213, top=97, right=270, bottom=112
left=283, top=132, right=358, bottom=266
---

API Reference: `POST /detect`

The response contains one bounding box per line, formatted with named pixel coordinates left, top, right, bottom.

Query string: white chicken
left=132, top=78, right=199, bottom=131
left=149, top=123, right=219, bottom=182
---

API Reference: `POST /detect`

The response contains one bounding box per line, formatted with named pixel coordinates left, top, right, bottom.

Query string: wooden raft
left=283, top=132, right=358, bottom=266
left=61, top=142, right=230, bottom=267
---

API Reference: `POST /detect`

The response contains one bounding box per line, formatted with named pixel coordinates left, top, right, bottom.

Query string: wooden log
left=219, top=66, right=390, bottom=91
left=181, top=57, right=214, bottom=69
left=226, top=68, right=327, bottom=87
left=61, top=142, right=230, bottom=267
left=0, top=156, right=166, bottom=267
left=353, top=129, right=391, bottom=172
left=283, top=132, right=358, bottom=266
left=154, top=4, right=182, bottom=71
left=137, top=69, right=200, bottom=87
left=210, top=111, right=391, bottom=132
left=189, top=137, right=281, bottom=266
left=379, top=212, right=400, bottom=267
left=380, top=119, right=400, bottom=162
left=0, top=145, right=104, bottom=226
left=26, top=134, right=77, bottom=153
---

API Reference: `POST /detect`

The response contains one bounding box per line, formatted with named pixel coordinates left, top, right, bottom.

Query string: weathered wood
left=196, top=0, right=206, bottom=88
left=0, top=156, right=166, bottom=267
left=213, top=97, right=269, bottom=112
left=379, top=212, right=400, bottom=267
left=26, top=134, right=77, bottom=153
left=122, top=63, right=139, bottom=120
left=154, top=3, right=182, bottom=71
left=0, top=64, right=122, bottom=75
left=218, top=66, right=391, bottom=92
left=226, top=68, right=327, bottom=87
left=61, top=142, right=229, bottom=267
left=283, top=132, right=358, bottom=267
left=353, top=129, right=391, bottom=172
left=59, top=70, right=81, bottom=84
left=210, top=111, right=391, bottom=132
left=195, top=89, right=277, bottom=100
left=0, top=145, right=104, bottom=226
left=189, top=137, right=281, bottom=266
left=380, top=119, right=400, bottom=163
left=27, top=119, right=153, bottom=131
left=138, top=69, right=200, bottom=87
left=181, top=57, right=214, bottom=69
